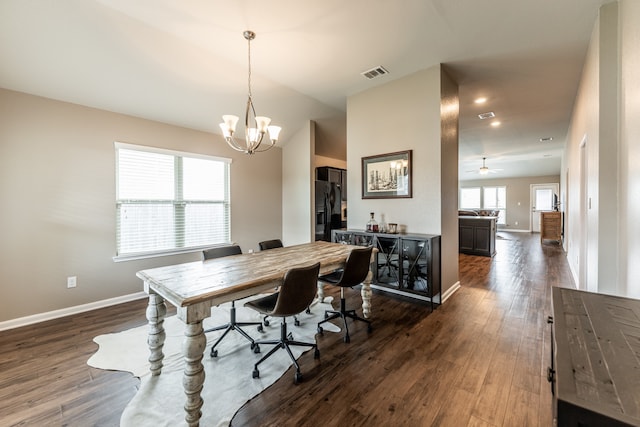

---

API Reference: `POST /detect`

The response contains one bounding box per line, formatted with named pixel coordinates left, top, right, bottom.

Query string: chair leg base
left=252, top=320, right=318, bottom=383
left=317, top=297, right=372, bottom=343
left=206, top=320, right=264, bottom=357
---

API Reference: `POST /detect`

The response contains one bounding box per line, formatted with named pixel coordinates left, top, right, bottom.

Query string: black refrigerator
left=315, top=181, right=342, bottom=241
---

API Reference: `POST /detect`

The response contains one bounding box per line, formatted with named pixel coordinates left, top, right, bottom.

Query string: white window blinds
left=115, top=142, right=231, bottom=259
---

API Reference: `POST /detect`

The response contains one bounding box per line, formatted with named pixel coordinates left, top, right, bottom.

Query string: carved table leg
left=361, top=269, right=373, bottom=319
left=146, top=292, right=167, bottom=376
left=183, top=321, right=207, bottom=427
left=317, top=281, right=325, bottom=303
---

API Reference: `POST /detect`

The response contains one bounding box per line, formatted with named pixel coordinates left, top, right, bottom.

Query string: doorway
left=530, top=183, right=559, bottom=233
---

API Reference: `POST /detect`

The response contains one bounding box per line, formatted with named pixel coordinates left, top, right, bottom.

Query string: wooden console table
left=549, top=287, right=640, bottom=426
left=541, top=211, right=562, bottom=243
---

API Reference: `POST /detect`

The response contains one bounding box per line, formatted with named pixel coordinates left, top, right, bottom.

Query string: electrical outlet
left=67, top=276, right=77, bottom=288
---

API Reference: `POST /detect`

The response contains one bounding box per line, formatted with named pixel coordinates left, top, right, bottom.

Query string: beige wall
left=440, top=67, right=460, bottom=295
left=563, top=0, right=640, bottom=298
left=346, top=65, right=459, bottom=296
left=0, top=89, right=282, bottom=322
left=282, top=121, right=315, bottom=245
left=461, top=175, right=561, bottom=231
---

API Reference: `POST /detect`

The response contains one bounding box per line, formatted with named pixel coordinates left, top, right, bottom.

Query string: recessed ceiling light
left=478, top=112, right=495, bottom=120
left=539, top=137, right=554, bottom=142
left=474, top=97, right=487, bottom=104
left=490, top=121, right=501, bottom=127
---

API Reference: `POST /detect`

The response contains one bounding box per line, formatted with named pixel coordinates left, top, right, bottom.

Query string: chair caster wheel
left=344, top=335, right=350, bottom=343
left=294, top=372, right=302, bottom=384
left=317, top=326, right=323, bottom=335
left=287, top=332, right=294, bottom=341
left=211, top=349, right=218, bottom=357
left=314, top=348, right=320, bottom=359
left=252, top=369, right=260, bottom=379
left=263, top=319, right=270, bottom=326
left=253, top=344, right=260, bottom=353
left=257, top=324, right=264, bottom=332
left=294, top=318, right=300, bottom=326
left=306, top=307, right=311, bottom=314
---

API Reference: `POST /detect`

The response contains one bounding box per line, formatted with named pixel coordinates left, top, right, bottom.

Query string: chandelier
left=219, top=30, right=281, bottom=155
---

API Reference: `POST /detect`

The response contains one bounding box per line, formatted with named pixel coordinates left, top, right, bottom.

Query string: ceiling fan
left=466, top=157, right=502, bottom=175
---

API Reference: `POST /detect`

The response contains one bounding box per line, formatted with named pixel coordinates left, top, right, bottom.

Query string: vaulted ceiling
left=0, top=0, right=611, bottom=180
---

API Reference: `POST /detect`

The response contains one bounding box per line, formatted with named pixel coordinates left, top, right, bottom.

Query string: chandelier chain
left=247, top=35, right=252, bottom=99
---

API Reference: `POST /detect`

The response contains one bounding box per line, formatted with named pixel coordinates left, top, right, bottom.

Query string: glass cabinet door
left=353, top=233, right=374, bottom=247
left=374, top=236, right=400, bottom=286
left=333, top=230, right=352, bottom=244
left=401, top=238, right=429, bottom=294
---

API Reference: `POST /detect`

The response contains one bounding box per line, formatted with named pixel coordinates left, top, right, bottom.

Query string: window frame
left=113, top=142, right=232, bottom=262
left=482, top=185, right=507, bottom=225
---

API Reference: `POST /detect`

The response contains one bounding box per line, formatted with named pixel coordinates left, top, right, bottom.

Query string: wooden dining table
left=136, top=240, right=374, bottom=426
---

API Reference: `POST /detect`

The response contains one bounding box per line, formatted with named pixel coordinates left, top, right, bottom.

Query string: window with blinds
left=115, top=142, right=231, bottom=259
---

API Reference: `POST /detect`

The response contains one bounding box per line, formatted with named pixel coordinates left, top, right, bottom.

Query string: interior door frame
left=530, top=183, right=559, bottom=232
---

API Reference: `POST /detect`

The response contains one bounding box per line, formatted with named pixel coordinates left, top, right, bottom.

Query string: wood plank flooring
left=0, top=232, right=573, bottom=426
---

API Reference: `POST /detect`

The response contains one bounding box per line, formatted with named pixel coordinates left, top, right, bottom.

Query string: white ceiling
left=0, top=0, right=611, bottom=181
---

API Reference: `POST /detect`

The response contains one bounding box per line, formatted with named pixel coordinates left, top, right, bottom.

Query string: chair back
left=259, top=239, right=283, bottom=251
left=271, top=262, right=321, bottom=317
left=203, top=245, right=242, bottom=260
left=336, top=247, right=373, bottom=287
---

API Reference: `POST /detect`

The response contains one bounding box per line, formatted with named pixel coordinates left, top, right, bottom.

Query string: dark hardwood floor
left=0, top=232, right=572, bottom=426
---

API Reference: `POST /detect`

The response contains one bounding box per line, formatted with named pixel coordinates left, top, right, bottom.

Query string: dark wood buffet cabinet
left=332, top=229, right=441, bottom=309
left=458, top=216, right=496, bottom=257
left=549, top=287, right=640, bottom=426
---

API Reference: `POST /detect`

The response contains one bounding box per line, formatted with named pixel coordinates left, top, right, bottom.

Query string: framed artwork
left=361, top=150, right=412, bottom=199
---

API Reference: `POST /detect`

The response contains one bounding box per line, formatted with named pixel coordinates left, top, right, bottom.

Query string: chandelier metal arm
left=219, top=30, right=279, bottom=155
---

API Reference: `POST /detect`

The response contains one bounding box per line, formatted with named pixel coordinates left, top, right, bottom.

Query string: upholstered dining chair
left=316, top=246, right=373, bottom=343
left=258, top=239, right=283, bottom=251
left=244, top=262, right=321, bottom=384
left=202, top=245, right=263, bottom=357
left=257, top=238, right=308, bottom=327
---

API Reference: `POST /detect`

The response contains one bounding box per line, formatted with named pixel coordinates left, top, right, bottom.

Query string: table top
left=552, top=287, right=640, bottom=424
left=137, top=241, right=362, bottom=308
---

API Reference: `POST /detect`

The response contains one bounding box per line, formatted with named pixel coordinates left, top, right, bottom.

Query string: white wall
left=619, top=0, right=640, bottom=298
left=346, top=65, right=459, bottom=295
left=564, top=0, right=640, bottom=297
left=0, top=89, right=283, bottom=322
left=347, top=67, right=442, bottom=234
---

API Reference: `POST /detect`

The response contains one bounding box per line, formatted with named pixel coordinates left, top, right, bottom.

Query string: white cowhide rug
left=87, top=295, right=339, bottom=427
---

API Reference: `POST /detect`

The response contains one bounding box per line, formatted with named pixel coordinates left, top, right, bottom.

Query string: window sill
left=113, top=245, right=230, bottom=263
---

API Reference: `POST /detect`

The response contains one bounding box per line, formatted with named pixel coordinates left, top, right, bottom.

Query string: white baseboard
left=0, top=292, right=148, bottom=332
left=441, top=281, right=461, bottom=303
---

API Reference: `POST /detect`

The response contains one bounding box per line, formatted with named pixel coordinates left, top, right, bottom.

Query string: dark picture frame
left=361, top=150, right=412, bottom=199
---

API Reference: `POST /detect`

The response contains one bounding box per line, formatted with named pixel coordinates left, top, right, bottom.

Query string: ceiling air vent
left=361, top=66, right=389, bottom=80
left=478, top=112, right=495, bottom=120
